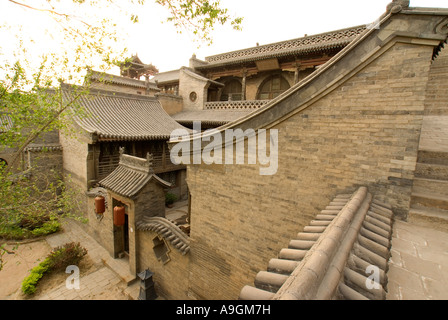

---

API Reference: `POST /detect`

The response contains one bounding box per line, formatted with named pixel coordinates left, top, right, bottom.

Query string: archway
left=257, top=75, right=290, bottom=100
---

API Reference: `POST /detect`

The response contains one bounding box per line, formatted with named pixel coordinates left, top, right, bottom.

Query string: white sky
left=124, top=0, right=448, bottom=72
left=1, top=0, right=447, bottom=76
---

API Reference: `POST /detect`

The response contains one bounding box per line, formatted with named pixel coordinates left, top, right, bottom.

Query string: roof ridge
left=62, top=83, right=159, bottom=101
left=203, top=25, right=367, bottom=64
left=88, top=70, right=159, bottom=89
left=137, top=216, right=190, bottom=255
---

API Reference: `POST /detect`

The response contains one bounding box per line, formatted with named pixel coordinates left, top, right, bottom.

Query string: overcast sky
left=123, top=0, right=448, bottom=73
left=1, top=0, right=447, bottom=75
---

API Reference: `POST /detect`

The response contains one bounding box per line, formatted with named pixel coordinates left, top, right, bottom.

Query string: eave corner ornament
left=386, top=0, right=410, bottom=14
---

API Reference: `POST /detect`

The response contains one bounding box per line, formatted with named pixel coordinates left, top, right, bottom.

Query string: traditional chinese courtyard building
left=56, top=1, right=448, bottom=301
left=156, top=25, right=366, bottom=129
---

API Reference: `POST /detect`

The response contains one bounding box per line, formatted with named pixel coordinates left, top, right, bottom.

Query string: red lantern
left=95, top=196, right=105, bottom=215
left=114, top=206, right=126, bottom=226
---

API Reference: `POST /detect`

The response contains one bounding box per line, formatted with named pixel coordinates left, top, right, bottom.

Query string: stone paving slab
left=387, top=220, right=448, bottom=300
left=36, top=267, right=129, bottom=300
left=34, top=219, right=139, bottom=300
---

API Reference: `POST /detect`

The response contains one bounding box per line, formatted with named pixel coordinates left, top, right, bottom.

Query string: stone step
left=309, top=220, right=331, bottom=227
left=412, top=177, right=448, bottom=198
left=296, top=232, right=321, bottom=241
left=320, top=209, right=340, bottom=215
left=239, top=286, right=275, bottom=300
left=303, top=225, right=326, bottom=233
left=102, top=257, right=137, bottom=285
left=288, top=239, right=315, bottom=250
left=417, top=150, right=448, bottom=166
left=411, top=192, right=448, bottom=211
left=254, top=271, right=289, bottom=293
left=415, top=162, right=448, bottom=180
left=408, top=207, right=448, bottom=233
left=315, top=214, right=336, bottom=221
left=267, top=258, right=299, bottom=275
left=278, top=248, right=307, bottom=261
left=325, top=205, right=345, bottom=210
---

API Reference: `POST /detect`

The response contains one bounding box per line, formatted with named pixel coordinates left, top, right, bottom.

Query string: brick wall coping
left=239, top=186, right=394, bottom=300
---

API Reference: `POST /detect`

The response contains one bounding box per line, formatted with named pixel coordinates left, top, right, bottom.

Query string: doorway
left=123, top=213, right=129, bottom=255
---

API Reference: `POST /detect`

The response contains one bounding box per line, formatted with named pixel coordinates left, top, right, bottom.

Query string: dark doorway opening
left=124, top=213, right=129, bottom=254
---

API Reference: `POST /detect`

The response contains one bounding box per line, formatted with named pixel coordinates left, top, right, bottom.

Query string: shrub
left=49, top=242, right=87, bottom=271
left=0, top=214, right=60, bottom=240
left=30, top=219, right=60, bottom=237
left=21, top=258, right=52, bottom=295
left=21, top=242, right=87, bottom=295
left=165, top=192, right=178, bottom=205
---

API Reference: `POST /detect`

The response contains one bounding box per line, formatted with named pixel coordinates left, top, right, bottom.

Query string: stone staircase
left=409, top=150, right=448, bottom=232
left=239, top=187, right=394, bottom=300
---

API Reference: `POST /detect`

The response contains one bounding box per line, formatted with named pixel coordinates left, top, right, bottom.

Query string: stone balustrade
left=204, top=100, right=269, bottom=110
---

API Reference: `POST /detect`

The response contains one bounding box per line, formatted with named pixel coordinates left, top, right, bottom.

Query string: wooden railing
left=98, top=150, right=184, bottom=181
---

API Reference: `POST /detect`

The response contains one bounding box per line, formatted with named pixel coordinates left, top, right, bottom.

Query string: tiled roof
left=137, top=216, right=190, bottom=255
left=172, top=109, right=253, bottom=126
left=197, top=25, right=366, bottom=69
left=152, top=69, right=180, bottom=84
left=88, top=70, right=159, bottom=90
left=99, top=153, right=172, bottom=198
left=239, top=186, right=393, bottom=300
left=64, top=87, right=188, bottom=141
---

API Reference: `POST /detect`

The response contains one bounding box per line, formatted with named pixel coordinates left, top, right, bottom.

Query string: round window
left=189, top=91, right=197, bottom=102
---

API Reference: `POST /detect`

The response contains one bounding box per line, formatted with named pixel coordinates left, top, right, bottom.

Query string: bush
left=49, top=242, right=87, bottom=271
left=165, top=192, right=178, bottom=205
left=0, top=214, right=60, bottom=240
left=21, top=242, right=87, bottom=295
left=30, top=219, right=60, bottom=237
left=21, top=258, right=52, bottom=295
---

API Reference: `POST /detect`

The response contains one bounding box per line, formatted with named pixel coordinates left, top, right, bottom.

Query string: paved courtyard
left=387, top=220, right=448, bottom=299
left=37, top=216, right=448, bottom=300
left=2, top=201, right=447, bottom=300
left=34, top=219, right=140, bottom=300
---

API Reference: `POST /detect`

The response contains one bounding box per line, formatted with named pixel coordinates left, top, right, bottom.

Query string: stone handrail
left=205, top=100, right=269, bottom=110
left=239, top=186, right=393, bottom=300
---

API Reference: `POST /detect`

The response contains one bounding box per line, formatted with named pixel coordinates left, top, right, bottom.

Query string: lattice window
left=152, top=236, right=171, bottom=264
left=257, top=75, right=290, bottom=100
left=220, top=79, right=242, bottom=101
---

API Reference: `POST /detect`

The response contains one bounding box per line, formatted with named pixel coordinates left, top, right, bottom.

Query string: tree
left=0, top=0, right=243, bottom=260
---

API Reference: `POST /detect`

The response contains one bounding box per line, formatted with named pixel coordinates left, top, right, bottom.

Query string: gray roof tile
left=64, top=87, right=188, bottom=141
left=99, top=153, right=172, bottom=198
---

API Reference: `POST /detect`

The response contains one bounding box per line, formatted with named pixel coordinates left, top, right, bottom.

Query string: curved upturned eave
left=168, top=7, right=448, bottom=149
